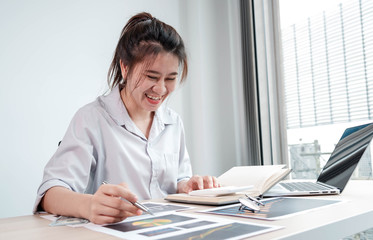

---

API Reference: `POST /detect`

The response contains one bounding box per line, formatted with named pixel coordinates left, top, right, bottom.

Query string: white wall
left=0, top=0, right=246, bottom=218
left=177, top=0, right=247, bottom=176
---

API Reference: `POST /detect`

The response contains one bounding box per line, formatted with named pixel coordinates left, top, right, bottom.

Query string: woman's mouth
left=145, top=93, right=163, bottom=104
left=145, top=93, right=162, bottom=100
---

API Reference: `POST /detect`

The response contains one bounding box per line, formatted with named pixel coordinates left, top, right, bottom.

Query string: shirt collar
left=99, top=85, right=177, bottom=129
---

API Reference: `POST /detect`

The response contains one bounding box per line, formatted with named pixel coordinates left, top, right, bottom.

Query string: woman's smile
left=145, top=93, right=163, bottom=101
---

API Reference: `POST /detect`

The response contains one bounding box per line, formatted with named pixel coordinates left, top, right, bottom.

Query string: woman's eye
left=166, top=78, right=176, bottom=81
left=147, top=75, right=158, bottom=80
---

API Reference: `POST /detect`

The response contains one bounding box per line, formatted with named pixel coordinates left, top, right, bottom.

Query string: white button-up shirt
left=33, top=85, right=192, bottom=212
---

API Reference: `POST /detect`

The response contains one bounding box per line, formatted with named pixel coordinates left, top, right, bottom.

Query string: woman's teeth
left=146, top=94, right=162, bottom=100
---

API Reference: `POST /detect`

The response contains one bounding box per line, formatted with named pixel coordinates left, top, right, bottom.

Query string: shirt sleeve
left=33, top=106, right=98, bottom=213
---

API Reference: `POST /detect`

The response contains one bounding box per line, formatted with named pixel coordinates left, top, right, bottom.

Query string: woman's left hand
left=177, top=175, right=220, bottom=194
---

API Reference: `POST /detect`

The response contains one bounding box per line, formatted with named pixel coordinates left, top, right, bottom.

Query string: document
left=42, top=202, right=192, bottom=227
left=202, top=197, right=343, bottom=220
left=86, top=211, right=282, bottom=240
left=42, top=201, right=282, bottom=239
left=217, top=165, right=291, bottom=196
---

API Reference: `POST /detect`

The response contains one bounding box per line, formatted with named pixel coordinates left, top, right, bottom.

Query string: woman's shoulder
left=70, top=97, right=106, bottom=124
left=158, top=105, right=183, bottom=125
left=77, top=97, right=102, bottom=113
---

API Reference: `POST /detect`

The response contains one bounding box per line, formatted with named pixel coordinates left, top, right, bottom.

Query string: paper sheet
left=201, top=197, right=344, bottom=220
left=86, top=212, right=282, bottom=240
left=41, top=202, right=192, bottom=227
left=41, top=201, right=283, bottom=239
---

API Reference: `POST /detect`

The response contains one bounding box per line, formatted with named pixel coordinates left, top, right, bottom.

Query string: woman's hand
left=177, top=175, right=220, bottom=194
left=41, top=183, right=142, bottom=225
left=87, top=182, right=142, bottom=224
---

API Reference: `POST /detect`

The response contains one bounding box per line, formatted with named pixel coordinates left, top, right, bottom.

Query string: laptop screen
left=317, top=123, right=373, bottom=192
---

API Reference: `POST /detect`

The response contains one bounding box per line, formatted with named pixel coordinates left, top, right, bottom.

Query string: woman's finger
left=203, top=175, right=213, bottom=188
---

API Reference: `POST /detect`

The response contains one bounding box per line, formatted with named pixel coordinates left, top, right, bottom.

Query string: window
left=279, top=0, right=373, bottom=179
left=243, top=0, right=373, bottom=237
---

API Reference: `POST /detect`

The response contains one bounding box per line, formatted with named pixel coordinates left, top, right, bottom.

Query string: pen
left=102, top=181, right=154, bottom=216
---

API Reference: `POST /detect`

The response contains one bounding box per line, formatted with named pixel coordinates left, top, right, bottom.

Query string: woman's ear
left=120, top=60, right=128, bottom=80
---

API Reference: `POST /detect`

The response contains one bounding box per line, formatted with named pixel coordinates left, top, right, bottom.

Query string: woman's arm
left=41, top=183, right=142, bottom=224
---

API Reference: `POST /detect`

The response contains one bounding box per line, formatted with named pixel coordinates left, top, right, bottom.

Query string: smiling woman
left=107, top=12, right=188, bottom=89
left=34, top=12, right=219, bottom=225
left=120, top=52, right=180, bottom=135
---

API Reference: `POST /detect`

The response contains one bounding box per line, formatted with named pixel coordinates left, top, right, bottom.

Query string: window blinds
left=282, top=0, right=373, bottom=129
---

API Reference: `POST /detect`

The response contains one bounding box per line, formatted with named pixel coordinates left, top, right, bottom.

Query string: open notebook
left=165, top=165, right=290, bottom=205
left=264, top=122, right=373, bottom=197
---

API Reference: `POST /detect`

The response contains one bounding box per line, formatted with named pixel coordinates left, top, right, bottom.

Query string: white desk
left=238, top=180, right=373, bottom=239
left=1, top=180, right=373, bottom=240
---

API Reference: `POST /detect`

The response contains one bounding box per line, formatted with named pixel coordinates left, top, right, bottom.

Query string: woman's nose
left=152, top=79, right=166, bottom=94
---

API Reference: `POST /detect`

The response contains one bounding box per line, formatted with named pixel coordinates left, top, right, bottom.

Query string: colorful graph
left=105, top=214, right=194, bottom=232
left=132, top=219, right=172, bottom=227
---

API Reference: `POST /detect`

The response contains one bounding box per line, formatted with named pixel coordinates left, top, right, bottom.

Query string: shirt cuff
left=33, top=179, right=73, bottom=214
left=177, top=177, right=190, bottom=183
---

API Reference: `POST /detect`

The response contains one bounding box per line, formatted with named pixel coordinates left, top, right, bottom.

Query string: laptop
left=264, top=122, right=373, bottom=197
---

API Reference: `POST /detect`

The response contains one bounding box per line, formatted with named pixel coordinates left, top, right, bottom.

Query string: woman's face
left=122, top=52, right=179, bottom=114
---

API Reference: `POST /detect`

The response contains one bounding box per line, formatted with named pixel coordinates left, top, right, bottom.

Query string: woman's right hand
left=87, top=182, right=142, bottom=224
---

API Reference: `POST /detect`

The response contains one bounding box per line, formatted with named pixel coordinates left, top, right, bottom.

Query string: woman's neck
left=120, top=88, right=154, bottom=138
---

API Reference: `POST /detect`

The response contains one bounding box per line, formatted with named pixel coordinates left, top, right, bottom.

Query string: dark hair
left=107, top=12, right=188, bottom=89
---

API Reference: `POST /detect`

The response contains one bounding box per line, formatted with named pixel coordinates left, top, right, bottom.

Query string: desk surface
left=2, top=180, right=373, bottom=240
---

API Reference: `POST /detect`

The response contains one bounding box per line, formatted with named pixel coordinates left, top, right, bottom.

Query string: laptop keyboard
left=280, top=182, right=334, bottom=192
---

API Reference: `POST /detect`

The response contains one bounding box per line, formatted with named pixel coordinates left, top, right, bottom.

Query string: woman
left=34, top=12, right=219, bottom=224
